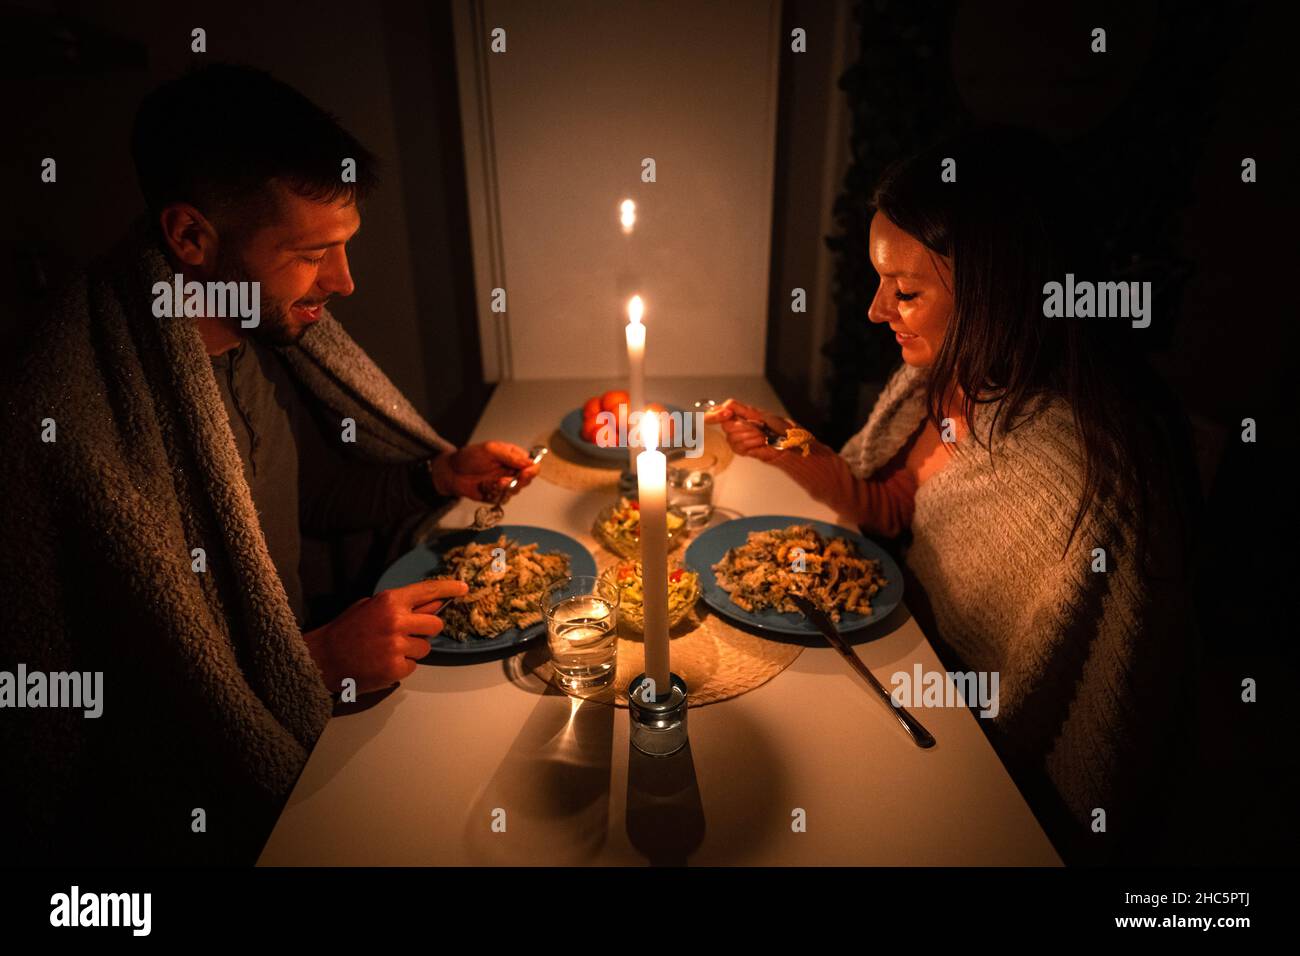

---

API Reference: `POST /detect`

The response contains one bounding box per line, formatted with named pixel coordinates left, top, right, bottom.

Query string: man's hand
left=429, top=441, right=541, bottom=502
left=302, top=578, right=469, bottom=694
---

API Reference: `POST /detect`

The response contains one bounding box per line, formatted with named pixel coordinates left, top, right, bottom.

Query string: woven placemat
left=612, top=608, right=801, bottom=707
left=534, top=426, right=734, bottom=492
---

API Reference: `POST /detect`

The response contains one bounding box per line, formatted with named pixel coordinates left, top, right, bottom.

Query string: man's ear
left=157, top=203, right=220, bottom=272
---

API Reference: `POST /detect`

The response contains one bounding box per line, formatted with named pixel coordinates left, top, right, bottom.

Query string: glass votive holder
left=627, top=672, right=689, bottom=756
left=667, top=468, right=713, bottom=528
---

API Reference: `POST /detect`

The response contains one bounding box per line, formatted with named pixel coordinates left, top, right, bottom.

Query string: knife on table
left=789, top=593, right=936, bottom=749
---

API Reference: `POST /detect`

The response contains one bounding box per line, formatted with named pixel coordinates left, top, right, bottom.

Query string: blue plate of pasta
left=374, top=525, right=597, bottom=655
left=683, top=516, right=904, bottom=637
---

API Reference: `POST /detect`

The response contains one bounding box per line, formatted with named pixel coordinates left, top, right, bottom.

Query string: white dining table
left=258, top=376, right=1062, bottom=866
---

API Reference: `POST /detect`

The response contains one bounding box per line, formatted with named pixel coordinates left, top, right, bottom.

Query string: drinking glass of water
left=668, top=466, right=714, bottom=528
left=541, top=575, right=620, bottom=694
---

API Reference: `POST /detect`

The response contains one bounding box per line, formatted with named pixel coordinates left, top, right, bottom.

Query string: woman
left=709, top=128, right=1196, bottom=862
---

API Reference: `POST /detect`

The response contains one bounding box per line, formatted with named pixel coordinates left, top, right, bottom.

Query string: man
left=0, top=64, right=538, bottom=864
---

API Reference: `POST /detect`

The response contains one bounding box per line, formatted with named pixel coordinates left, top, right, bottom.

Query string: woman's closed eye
left=895, top=290, right=918, bottom=302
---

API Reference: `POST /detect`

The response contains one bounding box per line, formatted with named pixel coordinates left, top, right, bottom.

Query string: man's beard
left=215, top=250, right=318, bottom=348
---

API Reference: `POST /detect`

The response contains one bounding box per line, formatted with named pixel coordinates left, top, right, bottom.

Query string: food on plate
left=594, top=496, right=686, bottom=557
left=599, top=389, right=630, bottom=414
left=574, top=392, right=677, bottom=450
left=602, top=560, right=700, bottom=632
left=428, top=536, right=570, bottom=640
left=576, top=390, right=630, bottom=448
left=781, top=426, right=813, bottom=456
left=711, top=524, right=887, bottom=621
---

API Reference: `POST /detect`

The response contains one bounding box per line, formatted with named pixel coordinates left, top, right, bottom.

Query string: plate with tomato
left=560, top=390, right=689, bottom=463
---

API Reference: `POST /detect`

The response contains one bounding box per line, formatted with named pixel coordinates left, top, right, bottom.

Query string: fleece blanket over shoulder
left=0, top=220, right=453, bottom=863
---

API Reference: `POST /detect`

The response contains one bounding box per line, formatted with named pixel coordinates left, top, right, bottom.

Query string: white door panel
left=454, top=0, right=782, bottom=381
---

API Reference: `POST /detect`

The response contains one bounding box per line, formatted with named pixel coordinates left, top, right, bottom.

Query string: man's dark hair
left=131, top=63, right=379, bottom=232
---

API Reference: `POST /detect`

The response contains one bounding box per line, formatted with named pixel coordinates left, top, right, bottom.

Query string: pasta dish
left=711, top=524, right=887, bottom=621
left=430, top=537, right=570, bottom=639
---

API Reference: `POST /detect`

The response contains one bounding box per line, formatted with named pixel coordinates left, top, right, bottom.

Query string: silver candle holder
left=627, top=672, right=689, bottom=756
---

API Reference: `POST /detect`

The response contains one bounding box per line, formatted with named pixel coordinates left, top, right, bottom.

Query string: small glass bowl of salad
left=600, top=559, right=701, bottom=633
left=592, top=496, right=688, bottom=559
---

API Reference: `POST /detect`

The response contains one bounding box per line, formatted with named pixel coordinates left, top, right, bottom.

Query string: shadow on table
left=332, top=683, right=399, bottom=716
left=502, top=642, right=554, bottom=694
left=419, top=633, right=549, bottom=669
left=626, top=742, right=706, bottom=865
left=461, top=683, right=615, bottom=864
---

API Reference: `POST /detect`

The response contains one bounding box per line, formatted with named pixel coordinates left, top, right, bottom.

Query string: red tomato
left=580, top=418, right=601, bottom=444
left=669, top=569, right=684, bottom=583
left=583, top=396, right=602, bottom=419
left=600, top=389, right=630, bottom=415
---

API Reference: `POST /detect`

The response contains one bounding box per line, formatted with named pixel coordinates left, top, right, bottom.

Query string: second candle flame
left=627, top=294, right=644, bottom=326
left=641, top=404, right=659, bottom=453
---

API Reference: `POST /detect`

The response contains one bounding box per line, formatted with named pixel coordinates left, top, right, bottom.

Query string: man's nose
left=319, top=247, right=355, bottom=298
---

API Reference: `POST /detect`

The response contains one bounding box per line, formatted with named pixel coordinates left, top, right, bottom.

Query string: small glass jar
left=627, top=673, right=689, bottom=756
left=667, top=468, right=714, bottom=528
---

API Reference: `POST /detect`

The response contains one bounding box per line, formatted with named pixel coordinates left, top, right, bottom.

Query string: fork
left=471, top=444, right=549, bottom=530
left=694, top=398, right=798, bottom=451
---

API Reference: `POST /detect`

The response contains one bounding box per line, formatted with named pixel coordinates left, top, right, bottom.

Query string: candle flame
left=627, top=295, right=644, bottom=325
left=641, top=407, right=659, bottom=452
left=619, top=199, right=636, bottom=233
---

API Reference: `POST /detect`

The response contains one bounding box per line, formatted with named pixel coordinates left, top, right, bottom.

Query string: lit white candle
left=637, top=411, right=670, bottom=695
left=625, top=294, right=646, bottom=467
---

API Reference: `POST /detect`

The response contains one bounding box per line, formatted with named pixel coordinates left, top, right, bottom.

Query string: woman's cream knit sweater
left=841, top=364, right=1190, bottom=846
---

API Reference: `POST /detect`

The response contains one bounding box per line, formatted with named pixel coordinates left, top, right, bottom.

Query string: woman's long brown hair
left=871, top=126, right=1195, bottom=572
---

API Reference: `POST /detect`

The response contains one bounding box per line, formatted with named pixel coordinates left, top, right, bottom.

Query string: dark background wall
left=0, top=0, right=489, bottom=443
left=766, top=0, right=853, bottom=430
